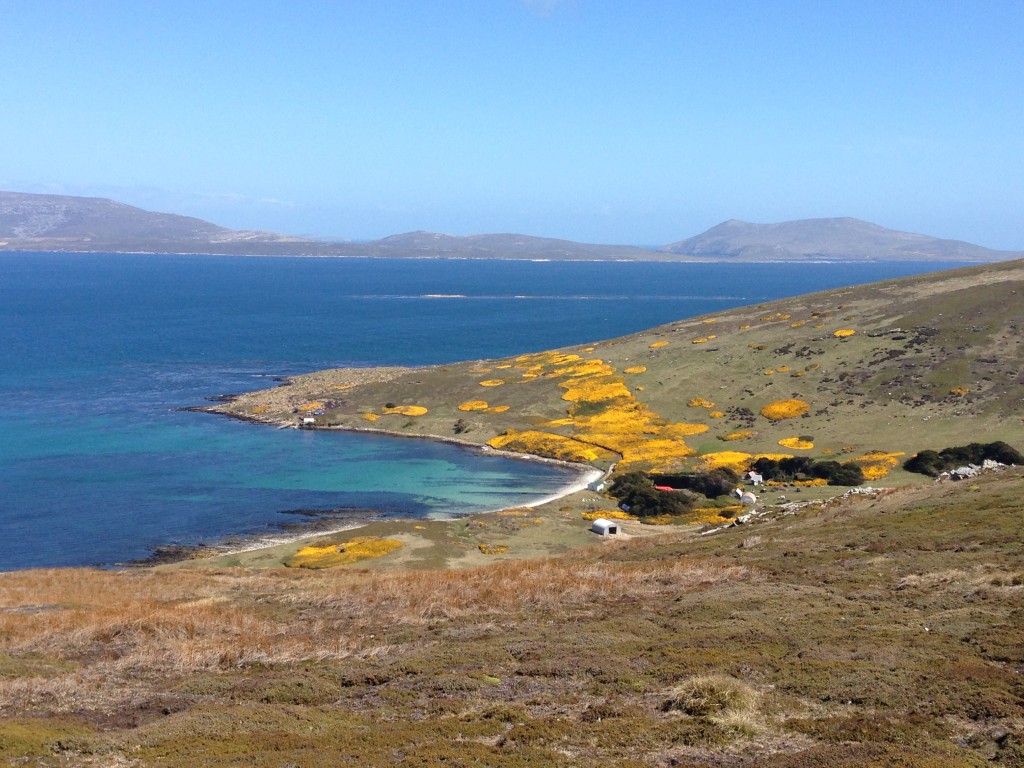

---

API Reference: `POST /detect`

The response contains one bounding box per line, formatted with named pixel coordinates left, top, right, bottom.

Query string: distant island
left=1, top=190, right=1020, bottom=262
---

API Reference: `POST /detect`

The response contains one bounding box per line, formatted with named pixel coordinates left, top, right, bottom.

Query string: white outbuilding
left=743, top=471, right=764, bottom=486
left=590, top=518, right=620, bottom=535
left=740, top=491, right=757, bottom=506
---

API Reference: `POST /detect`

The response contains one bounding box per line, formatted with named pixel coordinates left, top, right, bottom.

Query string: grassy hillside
left=217, top=258, right=1024, bottom=484
left=3, top=259, right=1023, bottom=766
left=1, top=467, right=1021, bottom=766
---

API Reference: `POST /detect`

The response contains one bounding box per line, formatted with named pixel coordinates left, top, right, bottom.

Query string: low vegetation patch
left=381, top=404, right=428, bottom=416
left=648, top=468, right=739, bottom=499
left=751, top=455, right=864, bottom=485
left=607, top=472, right=698, bottom=518
left=759, top=398, right=809, bottom=420
left=662, top=674, right=761, bottom=718
left=285, top=536, right=404, bottom=568
left=778, top=436, right=814, bottom=450
left=904, top=440, right=1023, bottom=476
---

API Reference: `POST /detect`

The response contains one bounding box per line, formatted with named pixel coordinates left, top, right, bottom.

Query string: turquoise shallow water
left=0, top=253, right=968, bottom=569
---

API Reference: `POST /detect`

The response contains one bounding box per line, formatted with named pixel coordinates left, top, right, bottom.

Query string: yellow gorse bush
left=285, top=537, right=404, bottom=569
left=298, top=402, right=324, bottom=412
left=649, top=340, right=668, bottom=348
left=700, top=451, right=793, bottom=473
left=833, top=329, right=856, bottom=337
left=760, top=399, right=810, bottom=420
left=756, top=453, right=795, bottom=462
left=561, top=379, right=633, bottom=403
left=382, top=404, right=428, bottom=416
left=700, top=451, right=755, bottom=472
left=688, top=398, right=715, bottom=408
left=849, top=450, right=905, bottom=480
left=778, top=437, right=814, bottom=450
left=479, top=379, right=505, bottom=387
left=688, top=507, right=737, bottom=525
left=623, top=365, right=647, bottom=374
left=477, top=544, right=509, bottom=555
left=861, top=464, right=893, bottom=480
left=581, top=509, right=635, bottom=521
left=487, top=351, right=709, bottom=470
left=487, top=430, right=617, bottom=463
left=660, top=422, right=710, bottom=438
left=722, top=430, right=754, bottom=441
left=458, top=400, right=489, bottom=411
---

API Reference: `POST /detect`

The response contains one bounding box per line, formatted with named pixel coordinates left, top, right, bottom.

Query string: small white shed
left=591, top=518, right=620, bottom=535
left=302, top=416, right=316, bottom=426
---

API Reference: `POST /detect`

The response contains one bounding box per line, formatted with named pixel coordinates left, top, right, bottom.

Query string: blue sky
left=2, top=1, right=1022, bottom=248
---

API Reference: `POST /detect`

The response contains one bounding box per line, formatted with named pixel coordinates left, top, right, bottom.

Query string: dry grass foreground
left=2, top=468, right=1023, bottom=766
left=215, top=258, right=1024, bottom=479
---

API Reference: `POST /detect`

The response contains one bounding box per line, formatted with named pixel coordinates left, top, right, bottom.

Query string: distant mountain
left=1, top=192, right=1019, bottom=262
left=0, top=191, right=312, bottom=253
left=661, top=217, right=1021, bottom=262
left=0, top=191, right=661, bottom=259
left=350, top=231, right=658, bottom=260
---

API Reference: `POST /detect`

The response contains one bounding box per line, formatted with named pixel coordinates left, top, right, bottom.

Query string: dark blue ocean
left=0, top=253, right=968, bottom=570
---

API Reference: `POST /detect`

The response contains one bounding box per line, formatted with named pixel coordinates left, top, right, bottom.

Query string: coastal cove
left=0, top=253, right=972, bottom=570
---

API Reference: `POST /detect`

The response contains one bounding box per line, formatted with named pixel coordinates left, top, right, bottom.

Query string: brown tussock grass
left=1, top=557, right=749, bottom=672
left=663, top=674, right=761, bottom=718
left=662, top=674, right=767, bottom=737
left=0, top=569, right=358, bottom=677
left=895, top=565, right=1024, bottom=596
left=0, top=556, right=750, bottom=716
left=291, top=556, right=752, bottom=621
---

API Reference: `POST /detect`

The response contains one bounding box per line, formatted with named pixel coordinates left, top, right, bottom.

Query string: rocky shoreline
left=123, top=507, right=393, bottom=567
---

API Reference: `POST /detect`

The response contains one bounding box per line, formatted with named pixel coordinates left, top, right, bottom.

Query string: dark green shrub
left=649, top=468, right=739, bottom=498
left=607, top=472, right=697, bottom=518
left=985, top=441, right=1024, bottom=465
left=779, top=456, right=814, bottom=477
left=904, top=450, right=943, bottom=476
left=904, top=441, right=1023, bottom=476
left=751, top=456, right=863, bottom=485
left=810, top=460, right=865, bottom=486
left=750, top=457, right=787, bottom=482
